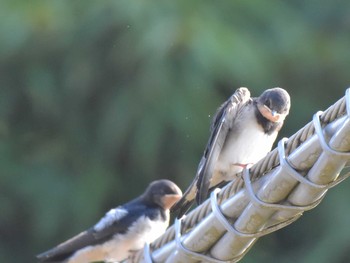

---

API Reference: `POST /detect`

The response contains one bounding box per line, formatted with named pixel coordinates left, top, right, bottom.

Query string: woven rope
left=128, top=95, right=347, bottom=263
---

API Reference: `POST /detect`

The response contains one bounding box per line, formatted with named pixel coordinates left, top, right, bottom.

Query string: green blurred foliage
left=1, top=1, right=350, bottom=262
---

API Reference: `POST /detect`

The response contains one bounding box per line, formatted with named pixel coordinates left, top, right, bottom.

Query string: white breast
left=215, top=106, right=277, bottom=181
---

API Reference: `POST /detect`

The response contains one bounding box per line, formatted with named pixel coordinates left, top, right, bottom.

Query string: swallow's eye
left=264, top=100, right=271, bottom=108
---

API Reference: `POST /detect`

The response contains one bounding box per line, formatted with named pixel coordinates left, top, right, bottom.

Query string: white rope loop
left=346, top=88, right=350, bottom=117
left=174, top=217, right=230, bottom=263
left=142, top=243, right=154, bottom=263
left=278, top=138, right=326, bottom=189
left=210, top=188, right=302, bottom=238
left=242, top=166, right=324, bottom=211
left=313, top=111, right=350, bottom=157
left=278, top=137, right=350, bottom=189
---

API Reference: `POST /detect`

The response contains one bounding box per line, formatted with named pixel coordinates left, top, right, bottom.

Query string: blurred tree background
left=1, top=1, right=350, bottom=262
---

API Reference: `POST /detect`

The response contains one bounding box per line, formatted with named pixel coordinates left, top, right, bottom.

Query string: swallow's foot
left=232, top=163, right=253, bottom=169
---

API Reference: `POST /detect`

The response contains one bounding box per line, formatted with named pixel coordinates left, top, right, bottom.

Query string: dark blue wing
left=196, top=88, right=251, bottom=204
left=37, top=201, right=161, bottom=262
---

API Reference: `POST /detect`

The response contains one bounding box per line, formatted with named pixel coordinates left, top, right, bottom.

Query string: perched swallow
left=37, top=179, right=182, bottom=263
left=172, top=87, right=290, bottom=217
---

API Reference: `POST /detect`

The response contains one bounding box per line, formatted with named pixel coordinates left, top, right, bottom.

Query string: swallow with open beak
left=172, top=87, right=290, bottom=217
left=37, top=179, right=182, bottom=263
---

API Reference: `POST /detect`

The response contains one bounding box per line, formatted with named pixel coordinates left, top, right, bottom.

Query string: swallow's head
left=144, top=179, right=183, bottom=210
left=257, top=88, right=290, bottom=123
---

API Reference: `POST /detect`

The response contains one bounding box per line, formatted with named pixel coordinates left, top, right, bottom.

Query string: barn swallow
left=172, top=87, right=290, bottom=217
left=37, top=179, right=182, bottom=263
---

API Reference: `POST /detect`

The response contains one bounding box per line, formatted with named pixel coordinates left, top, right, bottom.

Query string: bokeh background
left=1, top=1, right=350, bottom=262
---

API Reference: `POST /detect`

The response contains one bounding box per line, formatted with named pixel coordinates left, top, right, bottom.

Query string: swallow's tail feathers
left=37, top=250, right=73, bottom=263
left=195, top=139, right=222, bottom=205
left=171, top=198, right=195, bottom=219
left=195, top=167, right=212, bottom=205
left=36, top=229, right=97, bottom=263
left=171, top=179, right=198, bottom=218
